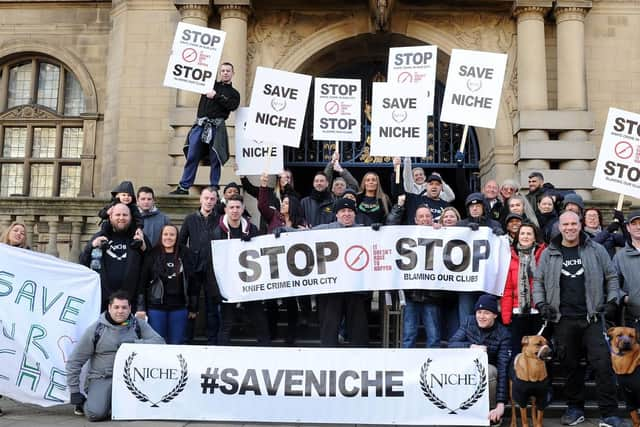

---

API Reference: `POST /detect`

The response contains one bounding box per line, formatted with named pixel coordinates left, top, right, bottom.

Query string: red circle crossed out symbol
left=614, top=141, right=634, bottom=160
left=182, top=48, right=198, bottom=63
left=344, top=245, right=369, bottom=272
left=324, top=101, right=340, bottom=115
left=397, top=72, right=413, bottom=83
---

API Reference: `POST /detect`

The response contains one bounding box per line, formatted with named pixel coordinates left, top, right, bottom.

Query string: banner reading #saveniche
left=112, top=344, right=489, bottom=425
left=0, top=244, right=101, bottom=406
left=212, top=225, right=510, bottom=303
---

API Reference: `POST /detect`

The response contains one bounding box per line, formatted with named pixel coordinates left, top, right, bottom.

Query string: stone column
left=21, top=216, right=37, bottom=250
left=216, top=2, right=251, bottom=104
left=555, top=4, right=591, bottom=198
left=66, top=216, right=85, bottom=262
left=175, top=1, right=210, bottom=108
left=513, top=2, right=552, bottom=180
left=42, top=216, right=60, bottom=257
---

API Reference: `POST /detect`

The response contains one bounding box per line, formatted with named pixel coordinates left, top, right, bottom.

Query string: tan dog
left=607, top=327, right=640, bottom=427
left=509, top=336, right=552, bottom=427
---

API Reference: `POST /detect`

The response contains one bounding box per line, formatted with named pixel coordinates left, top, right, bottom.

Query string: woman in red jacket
left=500, top=222, right=547, bottom=355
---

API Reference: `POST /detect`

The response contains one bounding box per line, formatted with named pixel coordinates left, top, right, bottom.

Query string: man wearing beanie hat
left=450, top=294, right=510, bottom=425
left=313, top=197, right=367, bottom=347
left=613, top=209, right=640, bottom=328
left=390, top=170, right=450, bottom=224
left=458, top=192, right=504, bottom=234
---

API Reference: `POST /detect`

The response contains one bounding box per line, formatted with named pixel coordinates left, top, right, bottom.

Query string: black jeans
left=218, top=301, right=271, bottom=346
left=554, top=316, right=618, bottom=417
left=319, top=293, right=368, bottom=347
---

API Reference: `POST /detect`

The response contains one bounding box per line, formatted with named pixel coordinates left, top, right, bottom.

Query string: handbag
left=149, top=277, right=164, bottom=305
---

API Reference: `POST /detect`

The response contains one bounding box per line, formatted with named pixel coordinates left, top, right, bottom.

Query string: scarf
left=516, top=243, right=536, bottom=314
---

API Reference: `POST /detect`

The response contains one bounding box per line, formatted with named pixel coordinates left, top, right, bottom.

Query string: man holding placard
left=171, top=62, right=240, bottom=195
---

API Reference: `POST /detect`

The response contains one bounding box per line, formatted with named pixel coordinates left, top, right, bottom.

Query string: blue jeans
left=458, top=292, right=480, bottom=324
left=148, top=308, right=188, bottom=344
left=402, top=300, right=441, bottom=348
left=179, top=125, right=221, bottom=189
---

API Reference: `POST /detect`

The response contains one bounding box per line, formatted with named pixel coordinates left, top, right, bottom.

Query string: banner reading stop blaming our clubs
left=212, top=225, right=510, bottom=303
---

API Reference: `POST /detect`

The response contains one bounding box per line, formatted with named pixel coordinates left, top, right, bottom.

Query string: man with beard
left=301, top=171, right=335, bottom=226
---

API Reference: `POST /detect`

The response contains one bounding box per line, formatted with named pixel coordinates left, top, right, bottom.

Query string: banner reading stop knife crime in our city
left=313, top=78, right=361, bottom=142
left=163, top=22, right=226, bottom=94
left=212, top=226, right=510, bottom=303
left=592, top=107, right=640, bottom=199
left=387, top=45, right=438, bottom=115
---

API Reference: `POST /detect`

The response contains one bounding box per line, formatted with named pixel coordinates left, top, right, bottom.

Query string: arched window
left=0, top=56, right=87, bottom=197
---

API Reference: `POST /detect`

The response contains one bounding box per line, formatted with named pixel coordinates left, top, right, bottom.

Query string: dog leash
left=600, top=312, right=622, bottom=357
left=536, top=320, right=548, bottom=336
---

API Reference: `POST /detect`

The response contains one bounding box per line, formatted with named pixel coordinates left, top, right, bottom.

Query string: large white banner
left=112, top=344, right=489, bottom=425
left=0, top=244, right=101, bottom=406
left=440, top=49, right=507, bottom=129
left=213, top=226, right=510, bottom=303
left=313, top=78, right=361, bottom=142
left=387, top=45, right=438, bottom=115
left=163, top=22, right=226, bottom=94
left=370, top=82, right=430, bottom=157
left=234, top=107, right=283, bottom=176
left=592, top=107, right=640, bottom=199
left=245, top=67, right=312, bottom=147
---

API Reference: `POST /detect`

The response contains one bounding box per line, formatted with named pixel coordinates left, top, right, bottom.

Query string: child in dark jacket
left=97, top=181, right=144, bottom=239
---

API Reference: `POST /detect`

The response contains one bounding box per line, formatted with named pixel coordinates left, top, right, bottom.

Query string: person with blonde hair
left=1, top=222, right=28, bottom=248
left=356, top=171, right=391, bottom=225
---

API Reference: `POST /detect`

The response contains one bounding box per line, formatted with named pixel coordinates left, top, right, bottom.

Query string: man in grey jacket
left=66, top=290, right=164, bottom=421
left=613, top=209, right=640, bottom=329
left=533, top=211, right=625, bottom=427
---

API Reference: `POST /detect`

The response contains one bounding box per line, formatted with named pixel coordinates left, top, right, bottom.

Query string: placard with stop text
left=234, top=107, right=283, bottom=176
left=592, top=107, right=640, bottom=199
left=370, top=82, right=430, bottom=157
left=313, top=78, right=361, bottom=142
left=212, top=225, right=510, bottom=303
left=112, top=344, right=489, bottom=425
left=245, top=67, right=312, bottom=148
left=440, top=49, right=507, bottom=129
left=163, top=22, right=226, bottom=94
left=387, top=45, right=437, bottom=115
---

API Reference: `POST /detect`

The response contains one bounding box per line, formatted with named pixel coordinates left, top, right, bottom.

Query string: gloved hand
left=454, top=151, right=465, bottom=165
left=274, top=228, right=282, bottom=239
left=597, top=301, right=618, bottom=320
left=70, top=392, right=86, bottom=405
left=538, top=303, right=558, bottom=321
left=241, top=233, right=252, bottom=242
left=467, top=222, right=479, bottom=231
left=371, top=223, right=382, bottom=231
left=606, top=221, right=620, bottom=233
left=613, top=209, right=625, bottom=224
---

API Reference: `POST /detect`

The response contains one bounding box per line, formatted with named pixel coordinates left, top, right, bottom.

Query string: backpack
left=93, top=319, right=142, bottom=350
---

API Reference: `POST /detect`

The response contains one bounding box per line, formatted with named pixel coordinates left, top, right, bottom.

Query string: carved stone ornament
left=0, top=105, right=61, bottom=120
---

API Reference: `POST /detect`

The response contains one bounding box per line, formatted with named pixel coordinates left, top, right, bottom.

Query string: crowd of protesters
left=2, top=160, right=639, bottom=427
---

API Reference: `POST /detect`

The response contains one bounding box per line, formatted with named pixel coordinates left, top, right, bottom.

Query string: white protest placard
left=213, top=225, right=510, bottom=303
left=0, top=244, right=101, bottom=406
left=234, top=107, right=283, bottom=175
left=440, top=49, right=507, bottom=129
left=163, top=22, right=226, bottom=94
left=113, top=344, right=489, bottom=425
left=387, top=45, right=438, bottom=115
left=245, top=67, right=312, bottom=148
left=313, top=78, right=361, bottom=141
left=592, top=107, right=640, bottom=199
left=370, top=82, right=429, bottom=157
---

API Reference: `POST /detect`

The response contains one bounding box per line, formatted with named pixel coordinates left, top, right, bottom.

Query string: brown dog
left=607, top=326, right=640, bottom=427
left=509, top=335, right=552, bottom=427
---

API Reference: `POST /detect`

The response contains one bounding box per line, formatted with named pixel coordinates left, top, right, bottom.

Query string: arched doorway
left=284, top=33, right=480, bottom=208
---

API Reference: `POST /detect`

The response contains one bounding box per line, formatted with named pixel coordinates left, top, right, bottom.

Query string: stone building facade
left=0, top=0, right=639, bottom=257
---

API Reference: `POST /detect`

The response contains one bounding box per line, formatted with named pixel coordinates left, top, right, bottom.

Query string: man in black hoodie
left=301, top=171, right=335, bottom=226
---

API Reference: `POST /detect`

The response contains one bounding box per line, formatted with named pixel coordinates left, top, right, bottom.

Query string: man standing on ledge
left=171, top=62, right=240, bottom=195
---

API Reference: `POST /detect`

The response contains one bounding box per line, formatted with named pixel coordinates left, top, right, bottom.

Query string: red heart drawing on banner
left=58, top=335, right=77, bottom=363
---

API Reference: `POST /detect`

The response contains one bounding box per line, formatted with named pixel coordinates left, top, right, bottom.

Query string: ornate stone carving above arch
left=0, top=39, right=99, bottom=113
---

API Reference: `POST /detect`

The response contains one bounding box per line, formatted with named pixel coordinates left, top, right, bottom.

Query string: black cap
left=474, top=294, right=499, bottom=315
left=562, top=193, right=584, bottom=211
left=224, top=182, right=240, bottom=192
left=426, top=174, right=442, bottom=183
left=334, top=198, right=356, bottom=213
left=343, top=188, right=357, bottom=197
left=505, top=213, right=523, bottom=223
left=627, top=209, right=640, bottom=223
left=465, top=192, right=484, bottom=207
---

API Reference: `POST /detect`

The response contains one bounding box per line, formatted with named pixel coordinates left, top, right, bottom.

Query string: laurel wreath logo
left=123, top=352, right=189, bottom=408
left=419, top=357, right=487, bottom=414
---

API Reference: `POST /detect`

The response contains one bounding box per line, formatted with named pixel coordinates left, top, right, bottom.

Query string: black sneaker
left=169, top=186, right=189, bottom=195
left=74, top=404, right=84, bottom=416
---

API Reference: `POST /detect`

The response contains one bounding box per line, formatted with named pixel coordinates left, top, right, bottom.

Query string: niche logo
left=123, top=352, right=188, bottom=407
